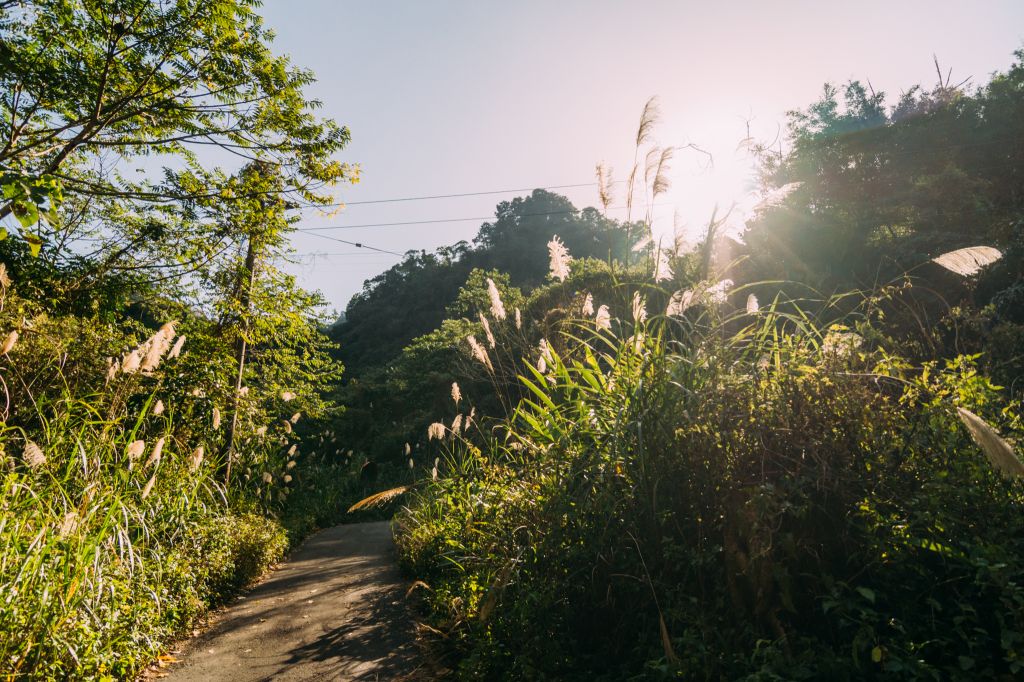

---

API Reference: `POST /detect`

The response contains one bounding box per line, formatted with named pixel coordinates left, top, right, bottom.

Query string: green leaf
left=856, top=586, right=876, bottom=604
left=13, top=200, right=38, bottom=228
left=871, top=646, right=883, bottom=663
left=25, top=232, right=43, bottom=257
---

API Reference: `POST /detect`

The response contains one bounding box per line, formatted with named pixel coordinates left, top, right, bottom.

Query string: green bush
left=396, top=292, right=1024, bottom=680
left=0, top=297, right=330, bottom=680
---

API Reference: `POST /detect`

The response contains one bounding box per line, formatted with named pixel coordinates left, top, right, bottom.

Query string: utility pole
left=223, top=229, right=258, bottom=488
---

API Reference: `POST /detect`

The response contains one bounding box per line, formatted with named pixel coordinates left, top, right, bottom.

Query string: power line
left=306, top=182, right=601, bottom=209
left=295, top=202, right=669, bottom=233
left=300, top=230, right=406, bottom=256
left=294, top=251, right=383, bottom=256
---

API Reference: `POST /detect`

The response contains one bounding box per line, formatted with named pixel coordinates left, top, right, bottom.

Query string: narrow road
left=163, top=521, right=421, bottom=681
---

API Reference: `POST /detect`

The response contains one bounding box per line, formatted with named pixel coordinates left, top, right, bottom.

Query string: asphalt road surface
left=162, top=521, right=421, bottom=681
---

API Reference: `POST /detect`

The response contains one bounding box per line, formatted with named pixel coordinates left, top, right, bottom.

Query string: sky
left=258, top=0, right=1024, bottom=312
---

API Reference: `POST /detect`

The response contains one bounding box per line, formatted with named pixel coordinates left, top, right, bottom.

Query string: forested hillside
left=332, top=190, right=643, bottom=374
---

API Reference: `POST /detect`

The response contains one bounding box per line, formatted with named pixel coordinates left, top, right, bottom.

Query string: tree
left=0, top=0, right=356, bottom=274
left=333, top=190, right=642, bottom=375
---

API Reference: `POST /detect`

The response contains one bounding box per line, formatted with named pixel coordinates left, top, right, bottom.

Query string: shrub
left=395, top=291, right=1024, bottom=680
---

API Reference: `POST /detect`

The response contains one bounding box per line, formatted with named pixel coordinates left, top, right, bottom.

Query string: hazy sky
left=258, top=1, right=1024, bottom=311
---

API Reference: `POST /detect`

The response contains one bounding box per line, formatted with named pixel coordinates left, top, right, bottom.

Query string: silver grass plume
left=596, top=162, right=614, bottom=214
left=479, top=313, right=496, bottom=349
left=121, top=349, right=141, bottom=374
left=632, top=292, right=647, bottom=324
left=486, top=277, right=507, bottom=320
left=144, top=438, right=165, bottom=469
left=141, top=474, right=157, bottom=499
left=189, top=446, right=204, bottom=472
left=168, top=334, right=186, bottom=359
left=466, top=335, right=493, bottom=370
left=957, top=407, right=1024, bottom=477
left=23, top=441, right=45, bottom=469
left=428, top=422, right=446, bottom=441
left=58, top=511, right=79, bottom=539
left=932, top=246, right=1002, bottom=276
left=126, top=439, right=146, bottom=463
left=653, top=250, right=673, bottom=282
left=2, top=330, right=17, bottom=355
left=547, top=236, right=572, bottom=282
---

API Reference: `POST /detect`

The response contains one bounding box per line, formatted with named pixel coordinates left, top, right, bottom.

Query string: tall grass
left=0, top=297, right=340, bottom=678
left=393, top=265, right=1024, bottom=679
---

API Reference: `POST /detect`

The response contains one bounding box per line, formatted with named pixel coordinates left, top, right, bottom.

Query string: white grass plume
left=466, top=335, right=493, bottom=370
left=547, top=236, right=572, bottom=282
left=932, top=246, right=1002, bottom=276
left=957, top=407, right=1024, bottom=477
left=632, top=292, right=647, bottom=324
left=2, top=330, right=17, bottom=355
left=169, top=334, right=186, bottom=359
left=428, top=422, right=446, bottom=441
left=23, top=441, right=45, bottom=469
left=479, top=313, right=496, bottom=349
left=189, top=446, right=204, bottom=472
left=486, top=278, right=506, bottom=320
left=653, top=250, right=673, bottom=282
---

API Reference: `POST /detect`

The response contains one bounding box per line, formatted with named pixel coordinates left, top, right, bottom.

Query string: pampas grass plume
left=2, top=330, right=18, bottom=355
left=957, top=407, right=1024, bottom=477
left=23, top=441, right=45, bottom=469
left=479, top=313, right=496, bottom=349
left=486, top=277, right=506, bottom=320
left=547, top=236, right=572, bottom=282
left=141, top=474, right=157, bottom=499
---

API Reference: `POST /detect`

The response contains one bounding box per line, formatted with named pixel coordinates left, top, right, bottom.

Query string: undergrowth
left=394, top=284, right=1024, bottom=680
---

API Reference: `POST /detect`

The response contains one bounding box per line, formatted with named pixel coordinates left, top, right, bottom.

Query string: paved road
left=163, top=521, right=421, bottom=681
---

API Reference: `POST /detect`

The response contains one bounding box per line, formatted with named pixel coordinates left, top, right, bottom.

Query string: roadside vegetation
left=0, top=2, right=362, bottom=677
left=4, top=0, right=1024, bottom=679
left=341, top=52, right=1024, bottom=679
